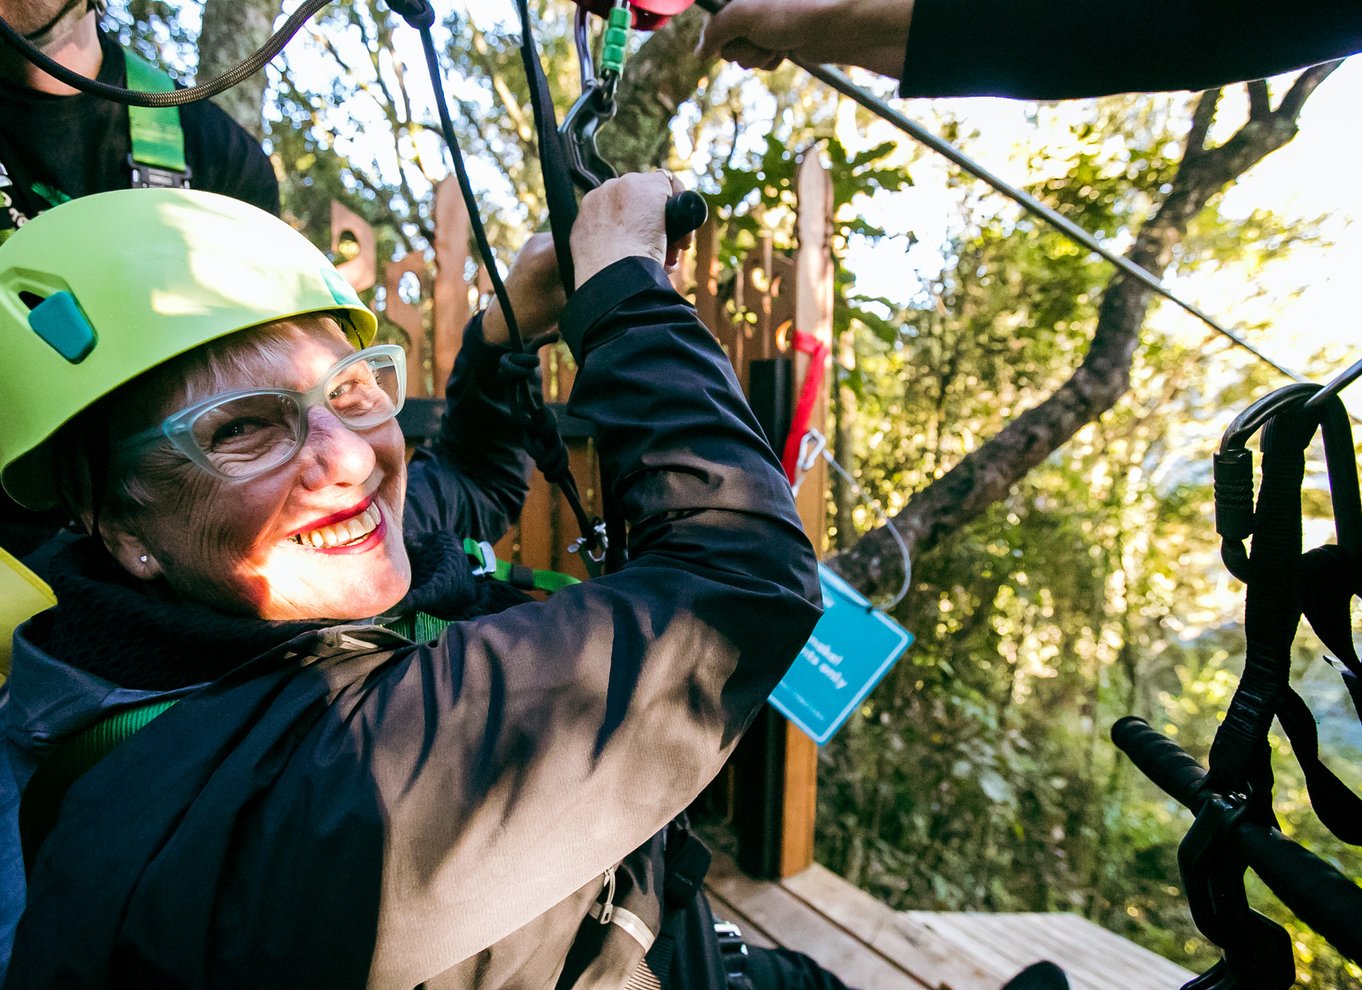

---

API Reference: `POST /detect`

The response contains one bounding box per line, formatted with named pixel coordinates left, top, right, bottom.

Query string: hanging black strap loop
left=514, top=0, right=580, bottom=296
left=1274, top=687, right=1362, bottom=845
left=1205, top=406, right=1312, bottom=800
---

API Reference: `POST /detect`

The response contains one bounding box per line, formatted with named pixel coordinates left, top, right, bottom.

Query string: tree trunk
left=597, top=9, right=716, bottom=173
left=197, top=0, right=284, bottom=137
left=832, top=63, right=1341, bottom=599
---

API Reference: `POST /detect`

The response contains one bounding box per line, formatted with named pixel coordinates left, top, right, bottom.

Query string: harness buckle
left=598, top=864, right=617, bottom=925
left=465, top=539, right=498, bottom=577
left=128, top=155, right=192, bottom=190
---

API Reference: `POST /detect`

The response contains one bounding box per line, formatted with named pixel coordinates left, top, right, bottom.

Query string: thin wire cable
left=794, top=430, right=912, bottom=611
left=691, top=0, right=1307, bottom=385
left=0, top=1, right=332, bottom=107
left=823, top=448, right=912, bottom=612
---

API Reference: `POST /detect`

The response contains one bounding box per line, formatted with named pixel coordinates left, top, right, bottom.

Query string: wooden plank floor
left=705, top=851, right=1195, bottom=990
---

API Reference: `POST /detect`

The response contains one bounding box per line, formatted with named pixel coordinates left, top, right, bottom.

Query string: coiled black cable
left=0, top=0, right=333, bottom=107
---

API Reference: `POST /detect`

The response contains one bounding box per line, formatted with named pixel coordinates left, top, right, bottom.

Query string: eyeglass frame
left=112, top=343, right=408, bottom=482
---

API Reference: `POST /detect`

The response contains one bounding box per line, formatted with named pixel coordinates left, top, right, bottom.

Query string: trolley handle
left=664, top=190, right=708, bottom=245
left=1111, top=717, right=1362, bottom=963
left=1111, top=716, right=1212, bottom=807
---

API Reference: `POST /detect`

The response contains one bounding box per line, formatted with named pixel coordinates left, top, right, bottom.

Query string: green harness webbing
left=461, top=537, right=582, bottom=594
left=0, top=48, right=188, bottom=241
left=123, top=51, right=189, bottom=184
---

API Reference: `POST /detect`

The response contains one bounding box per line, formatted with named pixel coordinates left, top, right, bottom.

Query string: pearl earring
left=139, top=555, right=148, bottom=564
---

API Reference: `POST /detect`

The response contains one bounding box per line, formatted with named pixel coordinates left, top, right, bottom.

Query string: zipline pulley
left=561, top=1, right=708, bottom=241
left=570, top=0, right=696, bottom=32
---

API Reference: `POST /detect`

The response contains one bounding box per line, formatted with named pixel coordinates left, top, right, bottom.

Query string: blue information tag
left=769, top=564, right=914, bottom=745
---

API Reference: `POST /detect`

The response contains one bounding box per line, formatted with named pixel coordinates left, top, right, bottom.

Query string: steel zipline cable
left=0, top=0, right=333, bottom=107
left=691, top=0, right=1310, bottom=387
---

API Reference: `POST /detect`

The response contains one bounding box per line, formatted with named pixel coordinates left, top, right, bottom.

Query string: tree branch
left=1182, top=89, right=1219, bottom=164
left=597, top=8, right=716, bottom=173
left=831, top=77, right=1337, bottom=599
left=1246, top=79, right=1272, bottom=121
left=1276, top=59, right=1343, bottom=120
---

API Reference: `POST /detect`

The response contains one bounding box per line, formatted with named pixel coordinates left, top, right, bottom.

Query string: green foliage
left=813, top=94, right=1362, bottom=987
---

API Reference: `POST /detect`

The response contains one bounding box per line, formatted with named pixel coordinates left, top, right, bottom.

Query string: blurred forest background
left=109, top=1, right=1362, bottom=984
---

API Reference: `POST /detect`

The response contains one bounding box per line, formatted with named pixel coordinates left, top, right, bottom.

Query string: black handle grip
left=1239, top=826, right=1362, bottom=961
left=1111, top=716, right=1209, bottom=810
left=1112, top=717, right=1362, bottom=962
left=665, top=190, right=708, bottom=244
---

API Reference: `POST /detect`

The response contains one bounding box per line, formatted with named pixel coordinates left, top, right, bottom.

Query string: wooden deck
left=704, top=851, right=1196, bottom=990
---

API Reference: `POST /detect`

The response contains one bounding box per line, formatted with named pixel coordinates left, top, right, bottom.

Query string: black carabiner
left=560, top=4, right=708, bottom=244
left=561, top=83, right=618, bottom=192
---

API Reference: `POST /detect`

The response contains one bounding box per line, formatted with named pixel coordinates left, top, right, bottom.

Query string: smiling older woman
left=0, top=181, right=820, bottom=987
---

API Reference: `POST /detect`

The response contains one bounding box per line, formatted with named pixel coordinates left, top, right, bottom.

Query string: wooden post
left=330, top=202, right=377, bottom=294
left=384, top=250, right=431, bottom=397
left=432, top=178, right=471, bottom=391
left=780, top=152, right=834, bottom=878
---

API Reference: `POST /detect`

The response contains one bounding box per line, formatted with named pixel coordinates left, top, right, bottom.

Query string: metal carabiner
left=561, top=82, right=619, bottom=193
left=560, top=0, right=709, bottom=242
left=790, top=429, right=827, bottom=495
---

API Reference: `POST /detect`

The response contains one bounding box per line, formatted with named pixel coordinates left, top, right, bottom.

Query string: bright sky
left=835, top=59, right=1362, bottom=415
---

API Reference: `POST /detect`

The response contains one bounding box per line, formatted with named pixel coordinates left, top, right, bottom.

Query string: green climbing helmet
left=0, top=187, right=378, bottom=510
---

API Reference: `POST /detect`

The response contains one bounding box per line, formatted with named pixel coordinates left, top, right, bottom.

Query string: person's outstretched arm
left=899, top=0, right=1362, bottom=99
left=698, top=0, right=1362, bottom=99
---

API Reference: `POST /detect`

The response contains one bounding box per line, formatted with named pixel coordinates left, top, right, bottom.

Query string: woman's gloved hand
left=481, top=232, right=566, bottom=347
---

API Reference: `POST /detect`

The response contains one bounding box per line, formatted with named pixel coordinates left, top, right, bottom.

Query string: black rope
left=397, top=5, right=606, bottom=561
left=498, top=352, right=598, bottom=541
left=410, top=22, right=524, bottom=351
left=0, top=0, right=332, bottom=107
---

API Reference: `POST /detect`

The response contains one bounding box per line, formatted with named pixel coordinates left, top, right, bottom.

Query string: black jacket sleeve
left=353, top=257, right=822, bottom=981
left=899, top=0, right=1362, bottom=99
left=402, top=313, right=533, bottom=544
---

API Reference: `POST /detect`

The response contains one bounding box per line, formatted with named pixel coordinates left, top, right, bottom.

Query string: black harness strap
left=1206, top=408, right=1311, bottom=810
left=1273, top=687, right=1362, bottom=845
left=514, top=0, right=580, bottom=295
left=1205, top=392, right=1362, bottom=851
left=391, top=0, right=615, bottom=567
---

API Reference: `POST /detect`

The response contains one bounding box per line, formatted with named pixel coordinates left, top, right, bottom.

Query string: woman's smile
left=285, top=497, right=385, bottom=551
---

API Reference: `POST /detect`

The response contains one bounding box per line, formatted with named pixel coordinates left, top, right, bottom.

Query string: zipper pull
left=599, top=865, right=617, bottom=925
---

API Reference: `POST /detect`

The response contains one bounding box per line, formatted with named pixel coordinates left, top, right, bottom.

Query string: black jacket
left=0, top=257, right=821, bottom=987
left=900, top=0, right=1362, bottom=99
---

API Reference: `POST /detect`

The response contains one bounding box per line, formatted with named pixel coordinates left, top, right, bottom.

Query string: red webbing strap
left=781, top=330, right=829, bottom=484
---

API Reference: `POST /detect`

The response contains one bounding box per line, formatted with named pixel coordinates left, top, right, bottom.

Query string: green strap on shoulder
left=462, top=538, right=581, bottom=594
left=33, top=544, right=576, bottom=767
left=123, top=51, right=187, bottom=174
left=63, top=698, right=180, bottom=765
left=383, top=542, right=580, bottom=642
